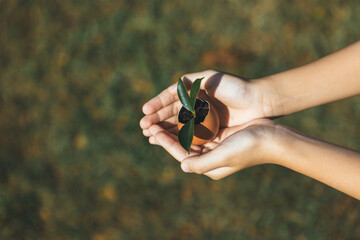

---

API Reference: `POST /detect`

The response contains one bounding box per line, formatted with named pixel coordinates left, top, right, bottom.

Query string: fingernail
left=181, top=162, right=192, bottom=173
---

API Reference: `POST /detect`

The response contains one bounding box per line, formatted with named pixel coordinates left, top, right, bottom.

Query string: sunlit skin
left=140, top=41, right=360, bottom=199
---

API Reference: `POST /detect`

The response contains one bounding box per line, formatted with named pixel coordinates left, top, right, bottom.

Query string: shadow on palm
left=148, top=120, right=259, bottom=162
left=183, top=72, right=231, bottom=128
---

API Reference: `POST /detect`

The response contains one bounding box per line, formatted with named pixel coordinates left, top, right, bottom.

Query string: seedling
left=177, top=77, right=219, bottom=153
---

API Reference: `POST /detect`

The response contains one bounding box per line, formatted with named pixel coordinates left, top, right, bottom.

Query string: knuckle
left=148, top=125, right=157, bottom=135
left=153, top=130, right=165, bottom=140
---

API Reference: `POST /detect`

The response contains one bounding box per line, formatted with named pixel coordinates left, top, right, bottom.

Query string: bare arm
left=140, top=42, right=360, bottom=135
left=271, top=126, right=360, bottom=200
left=140, top=41, right=360, bottom=199
left=145, top=119, right=360, bottom=200
left=258, top=41, right=360, bottom=116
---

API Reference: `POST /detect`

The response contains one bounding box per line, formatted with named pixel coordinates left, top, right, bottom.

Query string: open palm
left=140, top=70, right=271, bottom=137
left=145, top=119, right=276, bottom=180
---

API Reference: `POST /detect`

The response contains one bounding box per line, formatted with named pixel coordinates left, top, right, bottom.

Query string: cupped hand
left=140, top=70, right=278, bottom=137
left=146, top=118, right=279, bottom=180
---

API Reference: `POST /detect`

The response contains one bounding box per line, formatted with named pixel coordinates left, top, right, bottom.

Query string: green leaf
left=189, top=77, right=204, bottom=111
left=177, top=78, right=193, bottom=112
left=178, top=118, right=194, bottom=154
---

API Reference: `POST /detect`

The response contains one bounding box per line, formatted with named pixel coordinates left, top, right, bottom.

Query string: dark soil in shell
left=178, top=98, right=210, bottom=124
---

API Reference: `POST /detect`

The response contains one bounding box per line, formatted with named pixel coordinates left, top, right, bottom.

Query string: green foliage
left=0, top=0, right=360, bottom=239
left=189, top=77, right=204, bottom=111
left=177, top=77, right=203, bottom=153
left=178, top=118, right=195, bottom=154
left=177, top=77, right=193, bottom=113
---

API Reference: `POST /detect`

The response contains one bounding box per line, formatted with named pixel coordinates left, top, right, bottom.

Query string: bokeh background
left=1, top=0, right=360, bottom=239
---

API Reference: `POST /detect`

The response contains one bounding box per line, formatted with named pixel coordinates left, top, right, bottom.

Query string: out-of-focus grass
left=0, top=0, right=360, bottom=239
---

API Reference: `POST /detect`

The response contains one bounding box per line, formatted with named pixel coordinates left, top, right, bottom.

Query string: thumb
left=181, top=70, right=223, bottom=93
left=180, top=146, right=229, bottom=174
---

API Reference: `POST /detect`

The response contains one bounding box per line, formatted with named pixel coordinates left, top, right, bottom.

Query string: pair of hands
left=140, top=70, right=285, bottom=180
left=139, top=43, right=360, bottom=198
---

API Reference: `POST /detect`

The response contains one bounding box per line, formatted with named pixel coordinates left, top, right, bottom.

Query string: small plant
left=177, top=77, right=219, bottom=153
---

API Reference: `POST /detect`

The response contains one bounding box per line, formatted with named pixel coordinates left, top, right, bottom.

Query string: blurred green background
left=1, top=0, right=360, bottom=239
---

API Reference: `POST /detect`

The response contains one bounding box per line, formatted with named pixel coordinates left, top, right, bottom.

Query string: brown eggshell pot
left=178, top=99, right=220, bottom=145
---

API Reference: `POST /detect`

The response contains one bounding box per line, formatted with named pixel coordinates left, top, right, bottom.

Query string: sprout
left=177, top=77, right=204, bottom=154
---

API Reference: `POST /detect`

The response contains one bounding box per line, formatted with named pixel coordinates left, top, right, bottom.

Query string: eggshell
left=178, top=103, right=220, bottom=145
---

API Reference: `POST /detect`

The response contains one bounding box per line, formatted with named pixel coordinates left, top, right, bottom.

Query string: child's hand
left=147, top=118, right=279, bottom=180
left=140, top=70, right=279, bottom=137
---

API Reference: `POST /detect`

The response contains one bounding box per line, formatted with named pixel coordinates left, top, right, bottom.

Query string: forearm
left=273, top=127, right=360, bottom=199
left=257, top=41, right=360, bottom=116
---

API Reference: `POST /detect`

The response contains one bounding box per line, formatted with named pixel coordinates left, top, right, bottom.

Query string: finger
left=142, top=122, right=178, bottom=137
left=149, top=124, right=203, bottom=151
left=154, top=131, right=188, bottom=162
left=149, top=124, right=180, bottom=139
left=180, top=145, right=229, bottom=174
left=145, top=125, right=178, bottom=137
left=182, top=70, right=219, bottom=90
left=183, top=70, right=238, bottom=99
left=148, top=124, right=172, bottom=137
left=142, top=84, right=178, bottom=115
left=143, top=116, right=179, bottom=137
left=184, top=70, right=250, bottom=107
left=150, top=124, right=203, bottom=159
left=149, top=136, right=159, bottom=145
left=140, top=101, right=181, bottom=129
left=143, top=129, right=151, bottom=137
left=148, top=124, right=177, bottom=140
left=159, top=115, right=178, bottom=127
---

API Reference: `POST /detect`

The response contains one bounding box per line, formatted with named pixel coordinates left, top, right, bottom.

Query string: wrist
left=251, top=77, right=285, bottom=118
left=266, top=124, right=314, bottom=168
left=242, top=122, right=290, bottom=166
left=259, top=124, right=297, bottom=166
